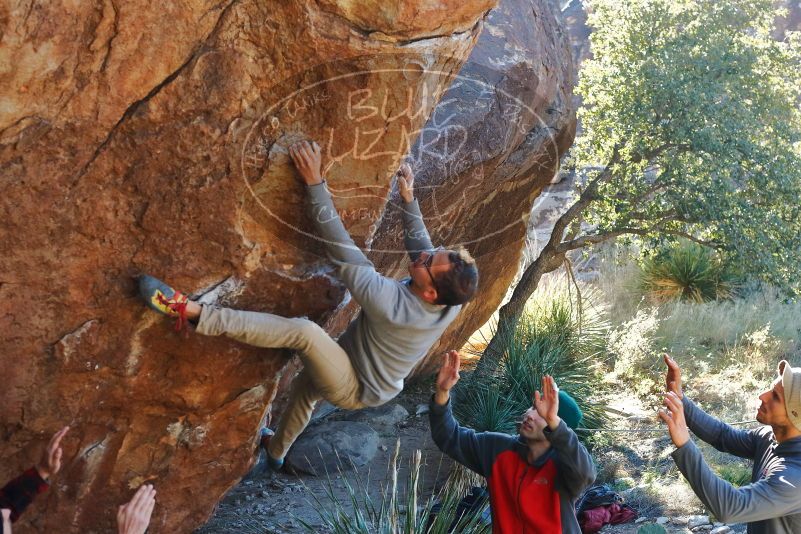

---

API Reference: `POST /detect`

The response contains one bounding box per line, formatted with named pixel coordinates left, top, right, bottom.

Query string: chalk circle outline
left=240, top=64, right=562, bottom=255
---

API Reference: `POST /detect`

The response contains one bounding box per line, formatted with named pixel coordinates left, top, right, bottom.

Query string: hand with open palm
left=435, top=350, right=461, bottom=406
left=117, top=484, right=157, bottom=534
left=36, top=426, right=69, bottom=481
left=658, top=391, right=690, bottom=448
left=534, top=375, right=561, bottom=430
left=664, top=354, right=684, bottom=398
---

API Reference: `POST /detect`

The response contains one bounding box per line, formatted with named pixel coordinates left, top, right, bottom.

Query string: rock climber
left=138, top=140, right=479, bottom=471
left=429, top=350, right=596, bottom=533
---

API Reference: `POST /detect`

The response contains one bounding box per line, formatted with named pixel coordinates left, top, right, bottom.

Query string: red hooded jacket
left=430, top=398, right=595, bottom=533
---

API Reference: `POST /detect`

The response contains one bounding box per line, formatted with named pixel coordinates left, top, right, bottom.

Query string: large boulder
left=340, top=403, right=410, bottom=428
left=0, top=0, right=575, bottom=533
left=562, top=0, right=593, bottom=68
left=270, top=0, right=576, bottom=392
left=526, top=0, right=593, bottom=274
left=0, top=1, right=494, bottom=532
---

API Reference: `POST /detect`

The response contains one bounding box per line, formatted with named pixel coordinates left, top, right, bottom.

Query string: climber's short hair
left=434, top=247, right=479, bottom=306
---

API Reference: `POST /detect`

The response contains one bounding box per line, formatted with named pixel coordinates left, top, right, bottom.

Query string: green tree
left=480, top=0, right=801, bottom=370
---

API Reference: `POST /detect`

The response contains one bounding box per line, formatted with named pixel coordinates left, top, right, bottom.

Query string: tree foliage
left=574, top=0, right=801, bottom=292
left=479, top=0, right=801, bottom=370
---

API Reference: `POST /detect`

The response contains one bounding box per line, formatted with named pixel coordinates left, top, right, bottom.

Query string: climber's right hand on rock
left=289, top=140, right=323, bottom=186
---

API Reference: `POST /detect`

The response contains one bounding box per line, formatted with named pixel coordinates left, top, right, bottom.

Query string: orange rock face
left=0, top=0, right=574, bottom=532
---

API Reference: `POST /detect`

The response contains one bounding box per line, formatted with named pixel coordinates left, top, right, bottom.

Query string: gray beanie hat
left=778, top=360, right=801, bottom=431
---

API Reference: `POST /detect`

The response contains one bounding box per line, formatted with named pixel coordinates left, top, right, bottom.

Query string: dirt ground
left=195, top=380, right=453, bottom=533
left=195, top=377, right=749, bottom=534
left=584, top=389, right=748, bottom=534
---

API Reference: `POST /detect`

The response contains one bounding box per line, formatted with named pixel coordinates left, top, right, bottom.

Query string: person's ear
left=423, top=287, right=438, bottom=304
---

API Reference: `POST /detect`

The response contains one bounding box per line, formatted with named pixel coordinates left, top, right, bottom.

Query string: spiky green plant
left=640, top=243, right=739, bottom=303
left=297, top=441, right=490, bottom=534
left=454, top=381, right=519, bottom=435
left=717, top=463, right=752, bottom=487
left=457, top=282, right=609, bottom=435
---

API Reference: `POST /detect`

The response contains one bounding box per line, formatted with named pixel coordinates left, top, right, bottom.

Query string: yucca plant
left=457, top=282, right=609, bottom=435
left=453, top=380, right=519, bottom=435
left=297, top=441, right=491, bottom=534
left=640, top=243, right=739, bottom=303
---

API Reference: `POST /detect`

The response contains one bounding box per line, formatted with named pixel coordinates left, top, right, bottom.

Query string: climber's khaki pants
left=196, top=306, right=366, bottom=459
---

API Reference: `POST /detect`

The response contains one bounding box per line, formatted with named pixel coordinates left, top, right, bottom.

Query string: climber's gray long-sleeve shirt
left=307, top=182, right=460, bottom=406
left=672, top=397, right=801, bottom=533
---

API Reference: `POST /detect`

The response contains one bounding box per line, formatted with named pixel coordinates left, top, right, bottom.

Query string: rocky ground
left=195, top=377, right=750, bottom=534
left=586, top=389, right=748, bottom=534
left=195, top=380, right=452, bottom=533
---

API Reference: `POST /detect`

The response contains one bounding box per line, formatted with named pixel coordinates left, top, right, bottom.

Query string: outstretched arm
left=672, top=440, right=801, bottom=523
left=663, top=355, right=758, bottom=458
left=681, top=397, right=759, bottom=458
left=429, top=351, right=515, bottom=477
left=657, top=390, right=774, bottom=522
left=0, top=469, right=49, bottom=523
left=0, top=426, right=67, bottom=523
left=290, top=141, right=401, bottom=318
left=397, top=164, right=434, bottom=260
left=291, top=141, right=373, bottom=268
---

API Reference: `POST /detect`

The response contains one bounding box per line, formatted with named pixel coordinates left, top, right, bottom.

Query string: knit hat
left=558, top=390, right=583, bottom=430
left=778, top=360, right=801, bottom=431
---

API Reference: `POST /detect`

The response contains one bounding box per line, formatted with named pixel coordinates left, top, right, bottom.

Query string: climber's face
left=408, top=248, right=452, bottom=301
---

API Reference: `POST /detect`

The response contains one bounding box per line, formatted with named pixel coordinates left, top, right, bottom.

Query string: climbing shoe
left=259, top=427, right=285, bottom=471
left=138, top=274, right=190, bottom=331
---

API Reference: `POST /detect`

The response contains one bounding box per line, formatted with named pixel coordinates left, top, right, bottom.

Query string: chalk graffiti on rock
left=238, top=61, right=560, bottom=253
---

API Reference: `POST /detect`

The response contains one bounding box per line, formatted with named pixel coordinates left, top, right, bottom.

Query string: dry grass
left=584, top=247, right=798, bottom=524
left=596, top=250, right=801, bottom=387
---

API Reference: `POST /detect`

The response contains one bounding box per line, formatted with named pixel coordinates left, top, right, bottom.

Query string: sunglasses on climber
left=414, top=247, right=445, bottom=292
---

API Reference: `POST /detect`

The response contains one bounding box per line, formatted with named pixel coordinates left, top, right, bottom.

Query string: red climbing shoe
left=138, top=274, right=190, bottom=331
